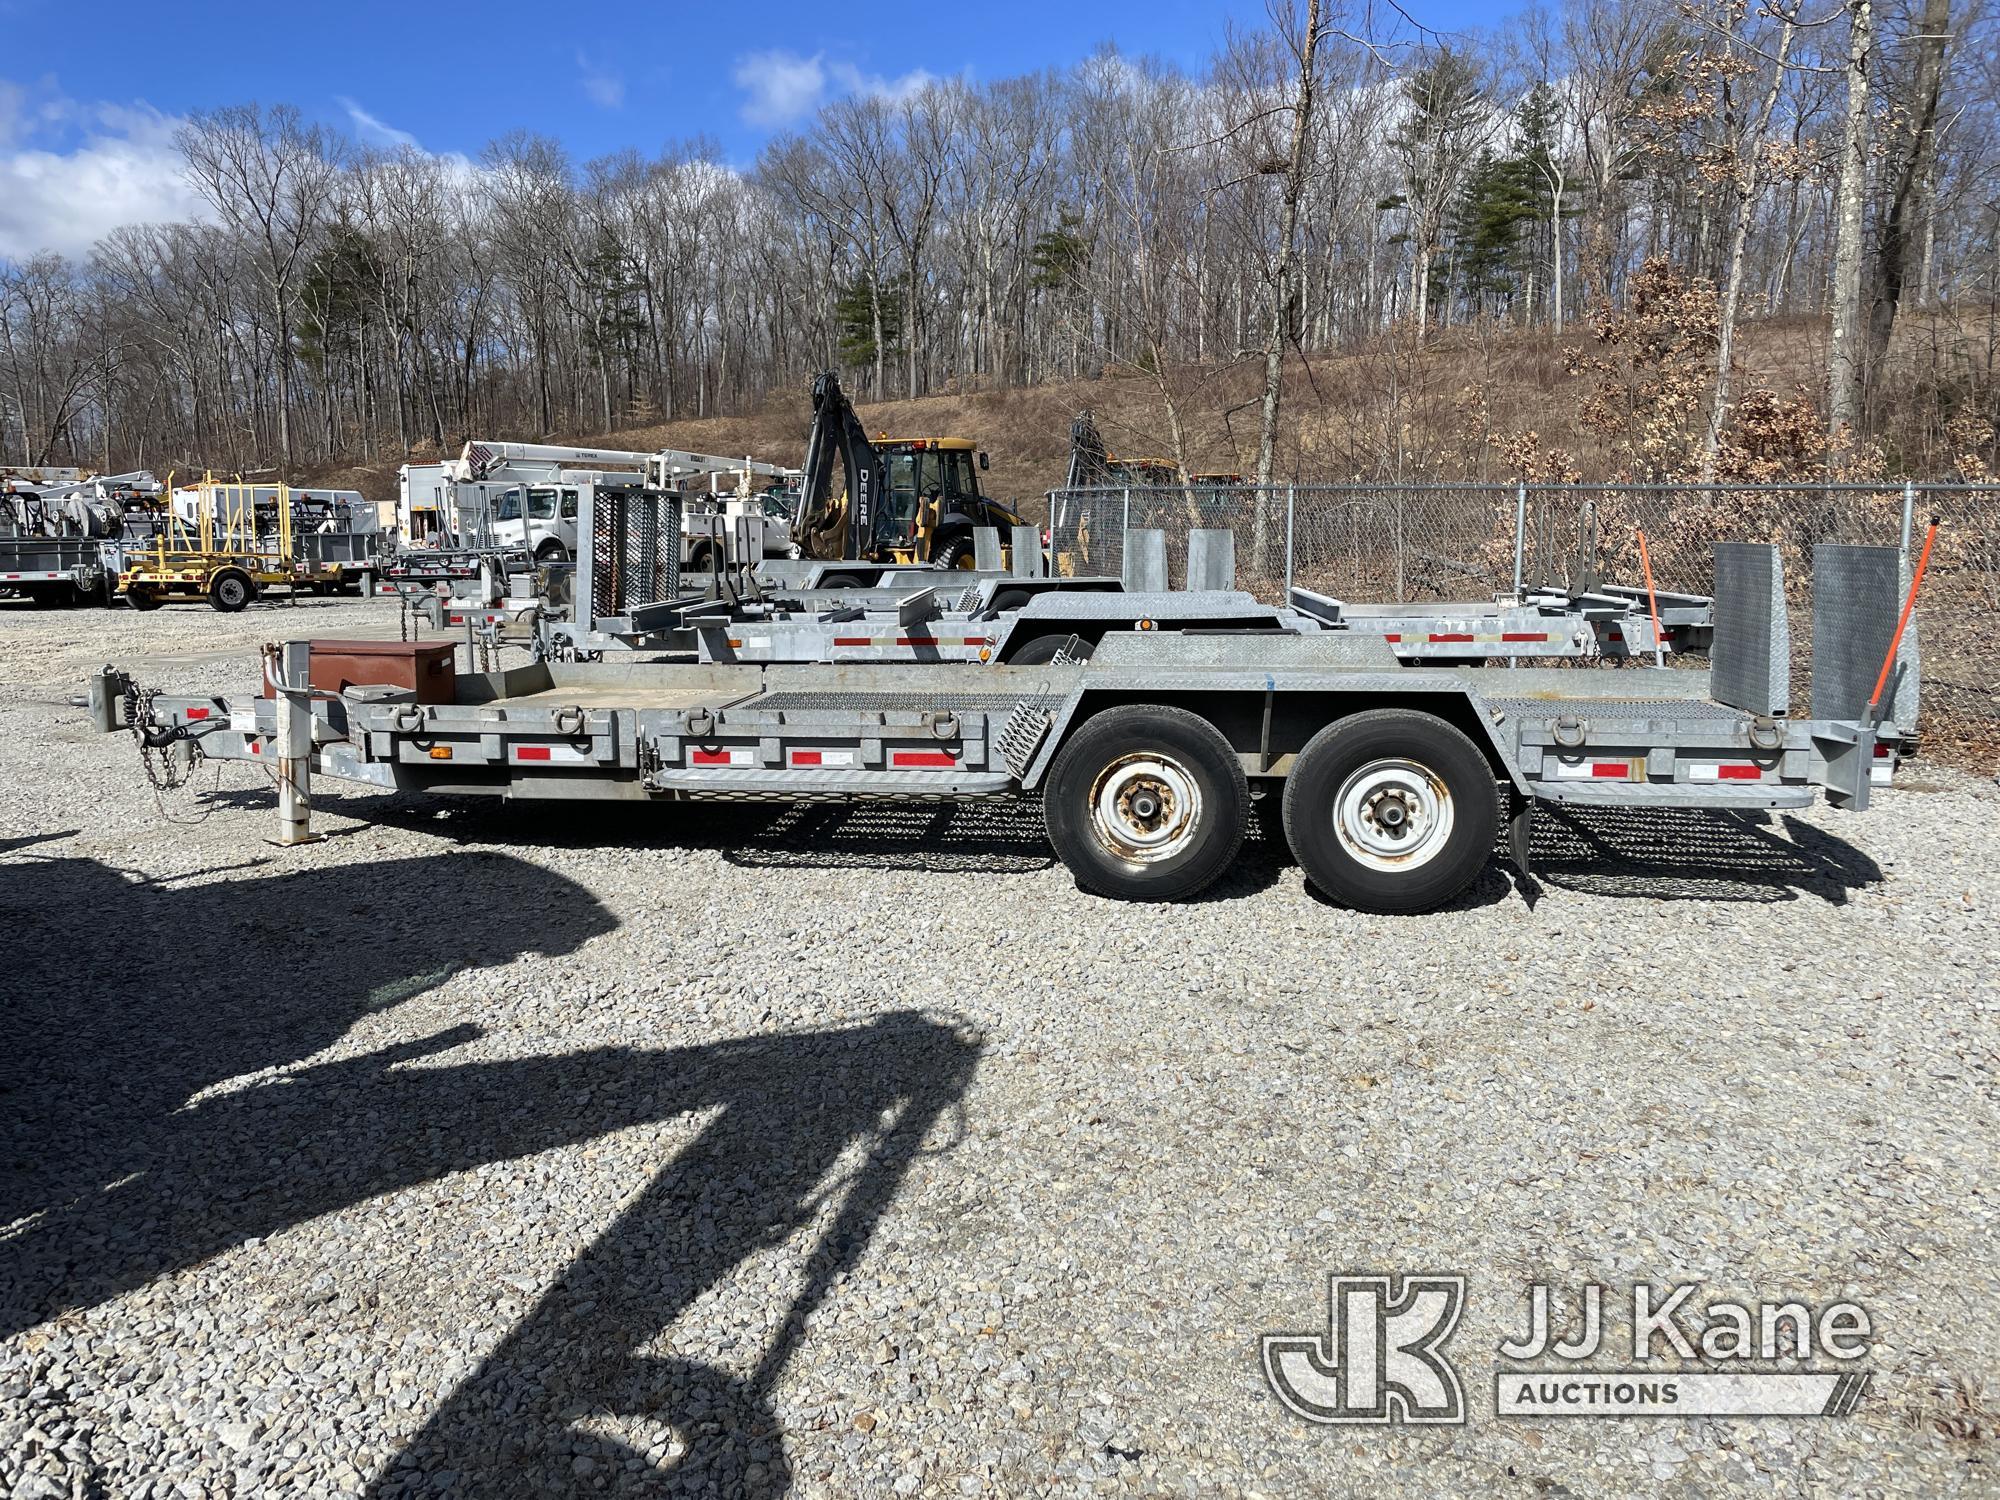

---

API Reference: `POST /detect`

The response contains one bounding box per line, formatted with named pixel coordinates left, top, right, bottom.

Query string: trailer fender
left=1015, top=680, right=1530, bottom=795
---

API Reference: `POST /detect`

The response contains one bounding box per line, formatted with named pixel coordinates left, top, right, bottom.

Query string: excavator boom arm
left=792, top=372, right=885, bottom=562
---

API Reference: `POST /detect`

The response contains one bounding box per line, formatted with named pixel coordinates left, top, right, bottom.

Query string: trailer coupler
left=85, top=665, right=134, bottom=734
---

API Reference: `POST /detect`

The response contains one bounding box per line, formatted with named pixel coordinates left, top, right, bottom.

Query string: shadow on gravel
left=1, top=850, right=982, bottom=1498
left=374, top=1012, right=979, bottom=1500
left=324, top=790, right=1063, bottom=878
left=0, top=851, right=615, bottom=1293
left=0, top=829, right=76, bottom=856
left=1528, top=806, right=1882, bottom=903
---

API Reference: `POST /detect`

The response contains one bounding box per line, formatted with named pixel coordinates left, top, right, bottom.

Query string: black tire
left=127, top=590, right=163, bottom=611
left=209, top=570, right=253, bottom=613
left=536, top=540, right=570, bottom=564
left=932, top=534, right=975, bottom=570
left=1043, top=704, right=1247, bottom=901
left=687, top=542, right=713, bottom=572
left=1281, top=708, right=1499, bottom=915
left=1005, top=633, right=1093, bottom=666
left=820, top=572, right=867, bottom=589
left=987, top=587, right=1033, bottom=616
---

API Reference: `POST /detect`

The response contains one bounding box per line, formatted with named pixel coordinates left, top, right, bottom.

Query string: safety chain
left=127, top=683, right=202, bottom=792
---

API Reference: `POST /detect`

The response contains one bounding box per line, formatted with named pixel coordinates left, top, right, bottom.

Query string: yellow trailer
left=118, top=476, right=342, bottom=612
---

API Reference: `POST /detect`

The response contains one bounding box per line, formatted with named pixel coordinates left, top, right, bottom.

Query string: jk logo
left=1263, top=1274, right=1466, bottom=1424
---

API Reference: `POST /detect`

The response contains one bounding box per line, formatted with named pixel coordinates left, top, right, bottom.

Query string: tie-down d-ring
left=553, top=704, right=588, bottom=738
left=1550, top=715, right=1587, bottom=748
left=927, top=709, right=960, bottom=741
left=683, top=707, right=715, bottom=739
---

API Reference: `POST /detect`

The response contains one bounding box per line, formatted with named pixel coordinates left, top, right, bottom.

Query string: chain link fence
left=1047, top=482, right=2000, bottom=770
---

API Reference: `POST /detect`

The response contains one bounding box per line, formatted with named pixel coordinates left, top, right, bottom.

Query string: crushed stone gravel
left=1, top=593, right=1995, bottom=1498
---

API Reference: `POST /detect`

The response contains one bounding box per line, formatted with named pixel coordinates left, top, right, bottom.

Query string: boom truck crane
left=399, top=441, right=801, bottom=567
left=791, top=372, right=1027, bottom=579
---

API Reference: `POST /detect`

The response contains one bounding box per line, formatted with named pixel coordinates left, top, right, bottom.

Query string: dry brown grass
left=290, top=308, right=1999, bottom=514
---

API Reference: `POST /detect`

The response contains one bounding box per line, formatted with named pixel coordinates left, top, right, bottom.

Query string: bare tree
left=1252, top=0, right=1328, bottom=501
left=1866, top=0, right=1954, bottom=380
left=1690, top=1, right=1802, bottom=479
left=1828, top=0, right=1875, bottom=436
left=174, top=105, right=342, bottom=465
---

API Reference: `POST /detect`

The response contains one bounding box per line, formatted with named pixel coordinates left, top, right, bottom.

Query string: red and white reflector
left=1687, top=762, right=1765, bottom=783
left=890, top=749, right=957, bottom=769
left=511, top=743, right=594, bottom=765
left=1549, top=757, right=1640, bottom=781
left=688, top=747, right=756, bottom=767
left=789, top=749, right=857, bottom=768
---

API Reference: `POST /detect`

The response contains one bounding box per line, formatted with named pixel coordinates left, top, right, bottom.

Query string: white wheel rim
left=1332, top=757, right=1453, bottom=872
left=1089, top=753, right=1203, bottom=864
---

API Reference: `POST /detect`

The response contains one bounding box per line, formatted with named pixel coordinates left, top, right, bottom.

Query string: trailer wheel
left=127, top=589, right=163, bottom=611
left=1281, top=709, right=1498, bottom=915
left=209, top=570, right=253, bottom=613
left=820, top=572, right=866, bottom=589
left=1044, top=704, right=1246, bottom=901
left=1006, top=633, right=1092, bottom=666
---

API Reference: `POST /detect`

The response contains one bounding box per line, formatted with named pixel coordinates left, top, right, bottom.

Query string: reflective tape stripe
left=890, top=750, right=956, bottom=768
left=689, top=748, right=755, bottom=767
left=790, top=749, right=857, bottom=768
left=1688, top=763, right=1764, bottom=782
left=1550, top=758, right=1637, bottom=780
left=512, top=743, right=593, bottom=764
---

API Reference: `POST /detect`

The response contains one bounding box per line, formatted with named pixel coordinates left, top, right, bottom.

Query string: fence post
left=1900, top=480, right=1916, bottom=559
left=1394, top=497, right=1405, bottom=603
left=1284, top=486, right=1296, bottom=600
left=1512, top=483, right=1528, bottom=598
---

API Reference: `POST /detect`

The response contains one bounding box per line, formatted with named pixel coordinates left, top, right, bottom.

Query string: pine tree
left=835, top=276, right=904, bottom=371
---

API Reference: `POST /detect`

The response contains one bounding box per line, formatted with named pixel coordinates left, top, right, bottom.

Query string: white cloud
left=828, top=60, right=938, bottom=108
left=730, top=50, right=939, bottom=128
left=337, top=95, right=421, bottom=150
left=734, top=50, right=830, bottom=126
left=577, top=53, right=625, bottom=109
left=0, top=90, right=207, bottom=261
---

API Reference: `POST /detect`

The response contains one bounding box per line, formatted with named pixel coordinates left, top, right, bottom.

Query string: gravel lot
left=2, top=594, right=1996, bottom=1499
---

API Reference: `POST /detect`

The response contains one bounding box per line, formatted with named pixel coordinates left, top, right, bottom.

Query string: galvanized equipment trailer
left=0, top=535, right=122, bottom=605
left=429, top=496, right=1716, bottom=672
left=94, top=540, right=1918, bottom=915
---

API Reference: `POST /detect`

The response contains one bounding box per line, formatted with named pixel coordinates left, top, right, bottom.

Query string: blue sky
left=0, top=0, right=1499, bottom=259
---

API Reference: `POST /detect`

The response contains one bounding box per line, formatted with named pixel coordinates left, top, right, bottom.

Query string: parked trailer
left=0, top=536, right=120, bottom=605
left=92, top=542, right=1918, bottom=914
left=537, top=517, right=1710, bottom=670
